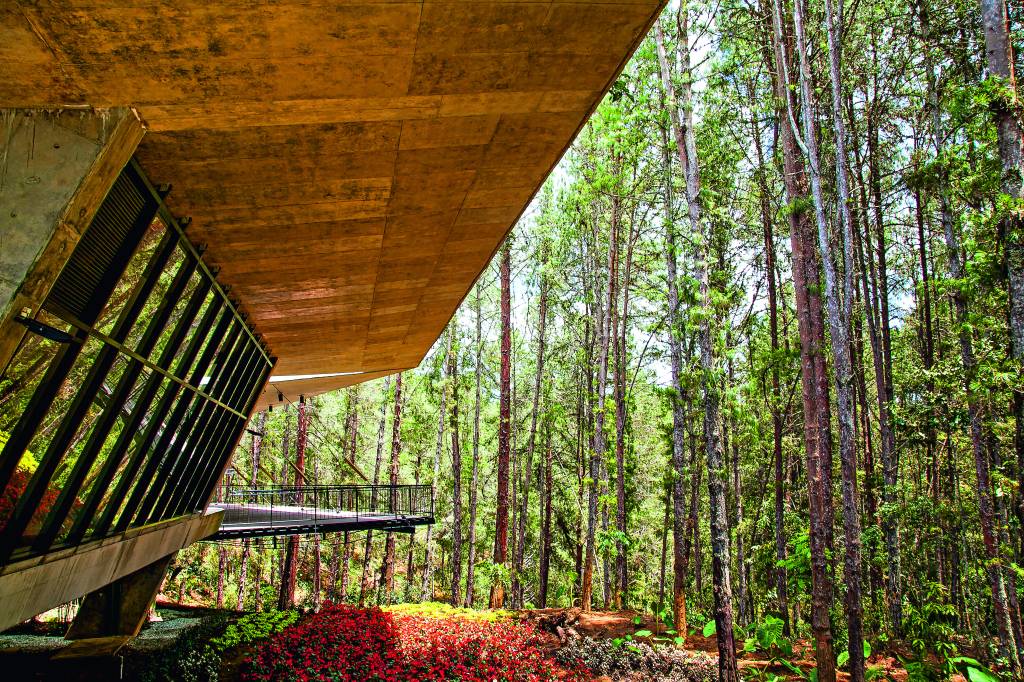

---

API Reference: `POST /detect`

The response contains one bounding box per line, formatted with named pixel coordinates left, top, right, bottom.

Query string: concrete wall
left=0, top=108, right=144, bottom=372
left=0, top=510, right=223, bottom=632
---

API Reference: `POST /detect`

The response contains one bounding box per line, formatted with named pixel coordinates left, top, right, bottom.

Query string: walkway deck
left=208, top=485, right=433, bottom=540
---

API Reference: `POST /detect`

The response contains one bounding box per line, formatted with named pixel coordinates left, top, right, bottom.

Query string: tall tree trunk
left=768, top=1, right=837, bottom=676
left=449, top=340, right=464, bottom=607
left=613, top=216, right=635, bottom=610
left=236, top=411, right=266, bottom=611
left=423, top=336, right=448, bottom=601
left=689, top=424, right=703, bottom=602
left=217, top=546, right=228, bottom=608
left=848, top=73, right=903, bottom=632
left=253, top=550, right=263, bottom=611
left=279, top=397, right=308, bottom=610
left=538, top=424, right=554, bottom=608
left=466, top=286, right=483, bottom=607
left=583, top=158, right=618, bottom=613
left=794, top=0, right=866, bottom=675
left=491, top=242, right=512, bottom=609
left=516, top=241, right=550, bottom=607
left=654, top=29, right=693, bottom=636
left=312, top=534, right=321, bottom=611
left=750, top=100, right=789, bottom=634
left=921, top=2, right=1022, bottom=669
left=360, top=375, right=391, bottom=605
left=338, top=532, right=351, bottom=601
left=380, top=373, right=403, bottom=602
left=981, top=0, right=1024, bottom=640
left=666, top=8, right=738, bottom=680
left=345, top=387, right=361, bottom=476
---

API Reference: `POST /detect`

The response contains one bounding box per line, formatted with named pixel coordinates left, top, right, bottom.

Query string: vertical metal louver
left=43, top=164, right=157, bottom=326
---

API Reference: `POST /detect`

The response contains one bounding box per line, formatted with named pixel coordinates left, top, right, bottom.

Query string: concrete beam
left=0, top=107, right=145, bottom=373
left=0, top=510, right=222, bottom=633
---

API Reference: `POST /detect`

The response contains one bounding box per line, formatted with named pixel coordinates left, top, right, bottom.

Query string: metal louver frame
left=0, top=160, right=275, bottom=566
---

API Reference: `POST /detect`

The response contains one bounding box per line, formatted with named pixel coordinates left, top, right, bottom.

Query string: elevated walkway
left=208, top=484, right=433, bottom=540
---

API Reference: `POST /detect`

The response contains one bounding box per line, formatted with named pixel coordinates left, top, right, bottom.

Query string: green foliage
left=948, top=657, right=1002, bottom=682
left=836, top=640, right=872, bottom=669
left=702, top=620, right=716, bottom=637
left=905, top=582, right=958, bottom=666
left=743, top=615, right=792, bottom=658
left=134, top=612, right=230, bottom=682
left=207, top=610, right=299, bottom=655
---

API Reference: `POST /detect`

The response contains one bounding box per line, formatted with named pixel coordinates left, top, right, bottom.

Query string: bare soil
left=519, top=608, right=928, bottom=682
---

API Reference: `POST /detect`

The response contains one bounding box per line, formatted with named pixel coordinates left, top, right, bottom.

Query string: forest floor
left=522, top=608, right=925, bottom=682
left=0, top=602, right=967, bottom=681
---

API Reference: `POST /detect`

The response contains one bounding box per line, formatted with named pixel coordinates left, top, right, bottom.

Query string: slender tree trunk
left=850, top=82, right=903, bottom=633
left=423, top=337, right=447, bottom=601
left=666, top=8, right=738, bottom=680
left=312, top=533, right=321, bottom=611
left=583, top=160, right=618, bottom=613
left=751, top=103, right=790, bottom=634
left=689, top=425, right=703, bottom=601
left=338, top=532, right=351, bottom=601
left=613, top=218, right=635, bottom=610
left=768, top=1, right=837, bottom=676
left=217, top=546, right=228, bottom=608
left=539, top=425, right=554, bottom=608
left=794, top=0, right=865, bottom=675
left=236, top=412, right=266, bottom=611
left=514, top=242, right=549, bottom=608
left=658, top=485, right=671, bottom=615
left=449, top=341, right=464, bottom=607
left=725, top=344, right=748, bottom=627
left=491, top=242, right=512, bottom=609
left=466, top=286, right=483, bottom=607
left=360, top=376, right=391, bottom=605
left=654, top=29, right=692, bottom=636
left=254, top=550, right=263, bottom=611
left=279, top=397, right=308, bottom=610
left=380, top=374, right=403, bottom=602
left=577, top=340, right=590, bottom=605
left=981, top=0, right=1024, bottom=643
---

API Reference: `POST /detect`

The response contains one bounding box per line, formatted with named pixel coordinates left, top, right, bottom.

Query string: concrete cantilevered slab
left=1, top=0, right=663, bottom=399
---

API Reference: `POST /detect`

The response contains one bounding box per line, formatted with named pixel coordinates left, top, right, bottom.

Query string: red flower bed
left=244, top=604, right=400, bottom=681
left=242, top=602, right=589, bottom=682
left=391, top=613, right=587, bottom=681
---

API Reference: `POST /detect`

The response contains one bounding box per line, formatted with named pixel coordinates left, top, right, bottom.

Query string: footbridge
left=209, top=484, right=433, bottom=540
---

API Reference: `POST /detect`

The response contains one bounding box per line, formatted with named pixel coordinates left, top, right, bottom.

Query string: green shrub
left=208, top=610, right=299, bottom=655
left=132, top=612, right=229, bottom=682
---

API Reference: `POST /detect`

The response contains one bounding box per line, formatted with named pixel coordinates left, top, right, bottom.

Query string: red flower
left=241, top=603, right=590, bottom=682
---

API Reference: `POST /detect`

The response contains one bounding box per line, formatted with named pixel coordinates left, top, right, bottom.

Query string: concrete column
left=65, top=554, right=175, bottom=640
left=0, top=107, right=144, bottom=373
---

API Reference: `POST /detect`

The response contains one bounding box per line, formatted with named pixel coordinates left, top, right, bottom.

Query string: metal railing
left=210, top=484, right=433, bottom=534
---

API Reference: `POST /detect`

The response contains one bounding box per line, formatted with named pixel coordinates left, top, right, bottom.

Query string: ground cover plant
left=383, top=600, right=513, bottom=622
left=241, top=602, right=588, bottom=681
